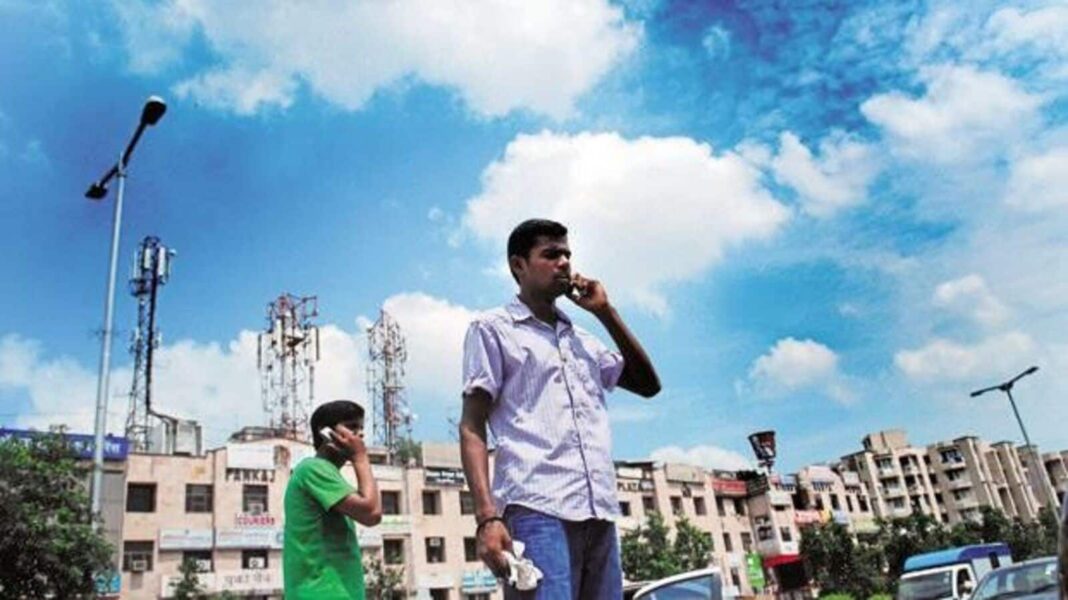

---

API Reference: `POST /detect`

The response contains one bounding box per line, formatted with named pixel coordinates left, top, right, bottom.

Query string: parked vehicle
left=624, top=567, right=726, bottom=600
left=970, top=556, right=1059, bottom=600
left=898, top=543, right=1013, bottom=600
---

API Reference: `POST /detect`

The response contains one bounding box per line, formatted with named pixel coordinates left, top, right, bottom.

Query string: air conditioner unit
left=194, top=559, right=212, bottom=572
left=130, top=559, right=149, bottom=572
left=248, top=557, right=267, bottom=569
left=248, top=501, right=265, bottom=515
left=428, top=538, right=442, bottom=547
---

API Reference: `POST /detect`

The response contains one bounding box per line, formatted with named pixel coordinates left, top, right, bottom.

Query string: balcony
left=948, top=478, right=973, bottom=490
left=878, top=468, right=898, bottom=479
left=883, top=486, right=906, bottom=498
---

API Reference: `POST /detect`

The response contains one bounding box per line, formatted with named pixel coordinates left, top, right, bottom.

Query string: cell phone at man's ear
left=320, top=427, right=336, bottom=442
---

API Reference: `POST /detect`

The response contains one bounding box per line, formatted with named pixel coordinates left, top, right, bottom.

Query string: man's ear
left=509, top=255, right=525, bottom=280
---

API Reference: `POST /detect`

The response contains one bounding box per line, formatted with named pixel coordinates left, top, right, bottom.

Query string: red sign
left=235, top=513, right=277, bottom=527
left=711, top=478, right=748, bottom=497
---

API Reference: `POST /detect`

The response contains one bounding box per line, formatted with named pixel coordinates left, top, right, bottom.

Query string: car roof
left=633, top=567, right=722, bottom=597
left=904, top=544, right=1011, bottom=572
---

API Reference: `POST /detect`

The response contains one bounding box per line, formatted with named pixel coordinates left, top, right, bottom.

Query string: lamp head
left=141, top=96, right=167, bottom=126
left=1023, top=366, right=1039, bottom=376
left=85, top=182, right=108, bottom=200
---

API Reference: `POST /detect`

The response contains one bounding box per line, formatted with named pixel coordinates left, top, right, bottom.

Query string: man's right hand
left=478, top=520, right=514, bottom=579
left=333, top=424, right=367, bottom=461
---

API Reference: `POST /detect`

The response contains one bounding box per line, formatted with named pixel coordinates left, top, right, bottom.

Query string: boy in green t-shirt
left=284, top=400, right=381, bottom=599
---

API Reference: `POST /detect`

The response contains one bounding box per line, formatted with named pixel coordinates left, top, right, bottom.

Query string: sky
left=2, top=0, right=1067, bottom=473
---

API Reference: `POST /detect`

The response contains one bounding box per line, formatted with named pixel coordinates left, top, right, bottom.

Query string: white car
left=625, top=568, right=726, bottom=600
left=970, top=557, right=1059, bottom=600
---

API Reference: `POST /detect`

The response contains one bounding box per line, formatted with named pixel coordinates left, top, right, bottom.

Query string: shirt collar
left=506, top=295, right=572, bottom=329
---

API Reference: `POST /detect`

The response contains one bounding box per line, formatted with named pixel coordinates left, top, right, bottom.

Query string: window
left=430, top=590, right=450, bottom=600
left=382, top=491, right=401, bottom=515
left=716, top=497, right=726, bottom=517
left=466, top=594, right=491, bottom=600
left=780, top=527, right=793, bottom=542
left=740, top=531, right=753, bottom=552
left=464, top=537, right=479, bottom=562
left=426, top=537, right=446, bottom=563
left=642, top=496, right=656, bottom=514
left=185, top=484, right=213, bottom=513
left=859, top=496, right=870, bottom=512
left=733, top=498, right=746, bottom=516
left=243, top=484, right=268, bottom=514
left=846, top=495, right=854, bottom=512
left=830, top=494, right=841, bottom=511
left=730, top=567, right=741, bottom=587
left=384, top=539, right=405, bottom=565
left=670, top=496, right=683, bottom=516
left=243, top=549, right=268, bottom=570
left=460, top=491, right=475, bottom=515
left=722, top=533, right=733, bottom=553
left=423, top=491, right=441, bottom=515
left=619, top=501, right=631, bottom=517
left=693, top=496, right=707, bottom=516
left=123, top=541, right=154, bottom=572
left=182, top=550, right=213, bottom=573
left=126, top=483, right=156, bottom=512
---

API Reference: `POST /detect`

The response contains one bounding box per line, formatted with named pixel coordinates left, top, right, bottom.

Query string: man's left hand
left=568, top=273, right=610, bottom=316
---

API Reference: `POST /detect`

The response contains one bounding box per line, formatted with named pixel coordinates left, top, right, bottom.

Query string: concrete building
left=1043, top=451, right=1068, bottom=505
left=843, top=430, right=1063, bottom=526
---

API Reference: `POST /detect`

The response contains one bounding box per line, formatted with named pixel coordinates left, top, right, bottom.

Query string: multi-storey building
left=1043, top=450, right=1068, bottom=504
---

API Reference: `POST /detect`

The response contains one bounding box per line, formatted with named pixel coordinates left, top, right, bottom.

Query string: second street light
left=970, top=365, right=1039, bottom=449
left=86, top=95, right=167, bottom=522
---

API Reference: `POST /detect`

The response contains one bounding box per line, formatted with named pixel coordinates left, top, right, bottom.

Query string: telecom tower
left=126, top=236, right=175, bottom=452
left=367, top=309, right=413, bottom=464
left=257, top=294, right=321, bottom=440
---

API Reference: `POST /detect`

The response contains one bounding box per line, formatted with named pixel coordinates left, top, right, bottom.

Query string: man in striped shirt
left=459, top=219, right=661, bottom=599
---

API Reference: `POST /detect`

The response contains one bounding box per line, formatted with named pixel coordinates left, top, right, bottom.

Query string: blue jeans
left=503, top=505, right=623, bottom=600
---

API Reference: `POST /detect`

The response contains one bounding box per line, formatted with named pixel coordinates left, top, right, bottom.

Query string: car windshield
left=973, top=560, right=1059, bottom=600
left=898, top=570, right=954, bottom=600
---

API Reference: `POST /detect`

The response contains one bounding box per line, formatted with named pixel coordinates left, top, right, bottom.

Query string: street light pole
left=969, top=365, right=1039, bottom=448
left=87, top=96, right=166, bottom=522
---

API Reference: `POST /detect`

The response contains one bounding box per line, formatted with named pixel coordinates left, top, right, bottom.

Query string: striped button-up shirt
left=462, top=296, right=625, bottom=522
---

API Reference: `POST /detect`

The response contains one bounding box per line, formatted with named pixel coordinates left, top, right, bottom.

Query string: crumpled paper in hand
left=503, top=540, right=543, bottom=591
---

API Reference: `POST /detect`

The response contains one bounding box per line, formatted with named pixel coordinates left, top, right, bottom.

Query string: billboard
left=0, top=428, right=128, bottom=461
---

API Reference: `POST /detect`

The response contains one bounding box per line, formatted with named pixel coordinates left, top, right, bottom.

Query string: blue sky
left=2, top=0, right=1066, bottom=472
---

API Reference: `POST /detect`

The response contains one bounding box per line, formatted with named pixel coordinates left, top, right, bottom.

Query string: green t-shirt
left=284, top=457, right=365, bottom=600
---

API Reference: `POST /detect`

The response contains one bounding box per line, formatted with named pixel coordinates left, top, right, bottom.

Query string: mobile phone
left=319, top=427, right=335, bottom=442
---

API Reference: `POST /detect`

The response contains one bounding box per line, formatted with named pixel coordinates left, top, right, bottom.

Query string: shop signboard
left=158, top=528, right=213, bottom=550
left=226, top=444, right=275, bottom=470
left=425, top=466, right=465, bottom=487
left=215, top=527, right=283, bottom=549
left=462, top=569, right=499, bottom=593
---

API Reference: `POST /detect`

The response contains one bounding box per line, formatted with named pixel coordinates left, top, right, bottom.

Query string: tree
left=364, top=555, right=405, bottom=600
left=621, top=513, right=715, bottom=582
left=672, top=518, right=714, bottom=572
left=0, top=431, right=114, bottom=599
left=172, top=557, right=208, bottom=600
left=800, top=522, right=886, bottom=598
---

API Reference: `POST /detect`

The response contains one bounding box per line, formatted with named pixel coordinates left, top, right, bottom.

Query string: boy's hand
left=334, top=423, right=367, bottom=461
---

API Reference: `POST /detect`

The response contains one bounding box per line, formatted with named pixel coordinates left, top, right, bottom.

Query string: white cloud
left=115, top=0, right=640, bottom=119
left=1, top=326, right=367, bottom=445
left=742, top=337, right=853, bottom=404
left=769, top=131, right=880, bottom=217
left=375, top=293, right=478, bottom=397
left=608, top=402, right=658, bottom=424
left=987, top=5, right=1068, bottom=64
left=894, top=331, right=1037, bottom=382
left=932, top=274, right=1009, bottom=327
left=701, top=25, right=731, bottom=61
left=462, top=131, right=790, bottom=315
left=1004, top=146, right=1068, bottom=212
left=861, top=65, right=1043, bottom=165
left=649, top=444, right=751, bottom=471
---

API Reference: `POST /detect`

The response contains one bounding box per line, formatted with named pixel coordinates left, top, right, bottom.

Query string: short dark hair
left=506, top=219, right=568, bottom=282
left=310, top=400, right=364, bottom=449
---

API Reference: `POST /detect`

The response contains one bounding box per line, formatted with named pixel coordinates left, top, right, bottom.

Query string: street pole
left=90, top=155, right=125, bottom=519
left=1004, top=387, right=1034, bottom=450
left=86, top=96, right=166, bottom=524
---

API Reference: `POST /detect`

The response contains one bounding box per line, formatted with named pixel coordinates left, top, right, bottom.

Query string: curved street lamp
left=86, top=96, right=167, bottom=521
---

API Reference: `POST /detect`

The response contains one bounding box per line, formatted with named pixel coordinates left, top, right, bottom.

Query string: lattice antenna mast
left=126, top=236, right=175, bottom=452
left=257, top=294, right=320, bottom=440
left=367, top=309, right=413, bottom=464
